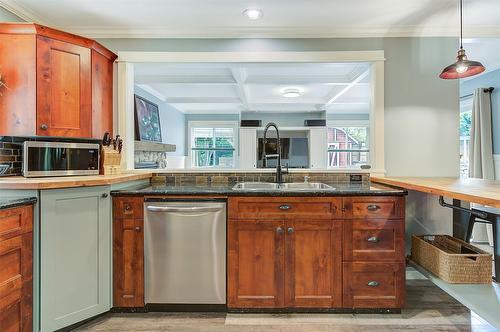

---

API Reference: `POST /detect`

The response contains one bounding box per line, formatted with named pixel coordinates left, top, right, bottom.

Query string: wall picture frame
left=134, top=94, right=162, bottom=142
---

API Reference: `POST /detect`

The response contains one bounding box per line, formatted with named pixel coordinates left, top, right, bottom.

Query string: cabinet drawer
left=0, top=206, right=33, bottom=241
left=343, top=219, right=405, bottom=261
left=344, top=197, right=404, bottom=219
left=343, top=262, right=405, bottom=308
left=228, top=197, right=341, bottom=220
left=113, top=197, right=144, bottom=219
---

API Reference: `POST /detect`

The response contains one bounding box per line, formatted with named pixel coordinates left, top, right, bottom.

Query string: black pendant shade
left=439, top=0, right=485, bottom=79
left=439, top=48, right=485, bottom=79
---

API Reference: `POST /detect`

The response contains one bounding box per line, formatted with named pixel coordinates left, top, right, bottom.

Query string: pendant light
left=439, top=0, right=485, bottom=79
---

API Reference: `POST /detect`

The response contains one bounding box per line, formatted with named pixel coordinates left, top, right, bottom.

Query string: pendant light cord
left=460, top=0, right=463, bottom=49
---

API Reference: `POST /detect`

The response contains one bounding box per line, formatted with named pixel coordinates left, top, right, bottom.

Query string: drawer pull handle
left=367, top=204, right=381, bottom=211
left=135, top=226, right=141, bottom=232
left=276, top=227, right=284, bottom=235
left=124, top=204, right=132, bottom=211
left=279, top=205, right=291, bottom=210
left=367, top=281, right=379, bottom=287
left=287, top=227, right=294, bottom=234
left=40, top=123, right=48, bottom=130
left=101, top=193, right=109, bottom=198
left=367, top=236, right=379, bottom=243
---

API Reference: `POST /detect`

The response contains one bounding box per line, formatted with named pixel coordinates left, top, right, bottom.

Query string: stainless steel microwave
left=23, top=141, right=100, bottom=177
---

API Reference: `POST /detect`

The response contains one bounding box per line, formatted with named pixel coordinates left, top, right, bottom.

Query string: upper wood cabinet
left=0, top=23, right=117, bottom=139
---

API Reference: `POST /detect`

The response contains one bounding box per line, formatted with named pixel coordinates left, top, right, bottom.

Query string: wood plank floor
left=75, top=280, right=498, bottom=331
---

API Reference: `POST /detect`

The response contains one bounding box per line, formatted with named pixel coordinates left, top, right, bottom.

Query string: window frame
left=326, top=119, right=370, bottom=169
left=188, top=120, right=239, bottom=169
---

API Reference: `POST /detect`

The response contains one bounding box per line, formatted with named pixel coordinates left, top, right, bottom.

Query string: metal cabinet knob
left=367, top=236, right=379, bottom=243
left=367, top=281, right=379, bottom=287
left=279, top=204, right=291, bottom=210
left=40, top=124, right=48, bottom=130
left=101, top=193, right=109, bottom=198
left=135, top=226, right=141, bottom=232
left=276, top=227, right=284, bottom=235
left=124, top=204, right=132, bottom=211
left=287, top=227, right=294, bottom=234
left=367, top=204, right=381, bottom=211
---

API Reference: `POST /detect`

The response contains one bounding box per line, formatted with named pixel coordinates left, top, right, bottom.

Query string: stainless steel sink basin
left=280, top=182, right=335, bottom=190
left=232, top=182, right=281, bottom=190
left=232, top=182, right=335, bottom=191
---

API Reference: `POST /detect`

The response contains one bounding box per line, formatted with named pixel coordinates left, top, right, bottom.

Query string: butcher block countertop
left=371, top=176, right=500, bottom=208
left=0, top=173, right=152, bottom=190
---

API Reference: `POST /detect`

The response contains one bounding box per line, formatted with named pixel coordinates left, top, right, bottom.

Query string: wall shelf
left=134, top=140, right=176, bottom=152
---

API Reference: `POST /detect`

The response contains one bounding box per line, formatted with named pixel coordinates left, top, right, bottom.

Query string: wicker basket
left=411, top=235, right=492, bottom=284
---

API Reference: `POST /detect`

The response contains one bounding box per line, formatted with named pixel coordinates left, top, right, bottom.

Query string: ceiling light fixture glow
left=282, top=88, right=301, bottom=98
left=243, top=8, right=263, bottom=20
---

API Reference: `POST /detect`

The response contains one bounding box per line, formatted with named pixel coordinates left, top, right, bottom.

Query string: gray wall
left=0, top=7, right=24, bottom=22
left=100, top=37, right=460, bottom=177
left=460, top=68, right=500, bottom=154
left=134, top=85, right=186, bottom=156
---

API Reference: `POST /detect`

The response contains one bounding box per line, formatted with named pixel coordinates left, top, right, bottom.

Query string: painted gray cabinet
left=40, top=186, right=111, bottom=331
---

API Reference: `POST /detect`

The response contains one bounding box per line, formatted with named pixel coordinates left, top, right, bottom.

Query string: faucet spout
left=263, top=122, right=287, bottom=183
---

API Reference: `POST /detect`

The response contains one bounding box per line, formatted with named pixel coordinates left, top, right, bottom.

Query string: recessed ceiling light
left=282, top=88, right=301, bottom=98
left=243, top=8, right=263, bottom=20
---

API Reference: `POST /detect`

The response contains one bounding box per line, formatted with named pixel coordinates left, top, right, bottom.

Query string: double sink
left=232, top=182, right=335, bottom=191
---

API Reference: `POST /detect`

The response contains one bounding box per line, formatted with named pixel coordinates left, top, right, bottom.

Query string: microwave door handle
left=146, top=206, right=222, bottom=213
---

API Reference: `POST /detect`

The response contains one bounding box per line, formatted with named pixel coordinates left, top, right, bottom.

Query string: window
left=460, top=96, right=473, bottom=178
left=327, top=124, right=369, bottom=168
left=189, top=121, right=237, bottom=168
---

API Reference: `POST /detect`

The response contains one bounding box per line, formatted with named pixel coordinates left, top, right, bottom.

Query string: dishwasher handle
left=146, top=205, right=223, bottom=213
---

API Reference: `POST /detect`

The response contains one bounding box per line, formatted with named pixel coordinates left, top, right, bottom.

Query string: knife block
left=100, top=145, right=122, bottom=175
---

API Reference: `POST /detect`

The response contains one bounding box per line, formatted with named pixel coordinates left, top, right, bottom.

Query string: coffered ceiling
left=1, top=0, right=500, bottom=38
left=134, top=62, right=371, bottom=115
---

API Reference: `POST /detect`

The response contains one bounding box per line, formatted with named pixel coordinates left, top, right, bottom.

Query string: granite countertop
left=111, top=182, right=407, bottom=197
left=0, top=197, right=37, bottom=210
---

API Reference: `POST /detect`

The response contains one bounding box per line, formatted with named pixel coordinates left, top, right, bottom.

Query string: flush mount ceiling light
left=281, top=88, right=301, bottom=98
left=439, top=0, right=485, bottom=79
left=242, top=8, right=263, bottom=20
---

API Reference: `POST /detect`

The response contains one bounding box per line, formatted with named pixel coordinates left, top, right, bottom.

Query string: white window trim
left=117, top=51, right=385, bottom=174
left=187, top=120, right=239, bottom=169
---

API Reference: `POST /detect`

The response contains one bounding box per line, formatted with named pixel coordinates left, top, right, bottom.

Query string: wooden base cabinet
left=0, top=205, right=34, bottom=332
left=112, top=197, right=145, bottom=308
left=228, top=197, right=343, bottom=309
left=228, top=196, right=406, bottom=310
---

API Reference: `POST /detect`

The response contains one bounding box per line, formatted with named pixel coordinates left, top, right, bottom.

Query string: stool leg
left=465, top=214, right=476, bottom=243
left=493, top=216, right=499, bottom=282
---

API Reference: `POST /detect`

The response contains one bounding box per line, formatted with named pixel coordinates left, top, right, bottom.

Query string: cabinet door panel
left=113, top=218, right=144, bottom=307
left=40, top=186, right=111, bottom=331
left=228, top=219, right=284, bottom=308
left=37, top=36, right=91, bottom=137
left=91, top=50, right=114, bottom=138
left=285, top=219, right=342, bottom=308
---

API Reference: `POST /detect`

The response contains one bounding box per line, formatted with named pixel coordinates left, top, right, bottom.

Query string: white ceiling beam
left=230, top=67, right=250, bottom=110
left=245, top=75, right=367, bottom=85
left=325, top=68, right=370, bottom=106
left=166, top=97, right=242, bottom=104
left=135, top=75, right=236, bottom=85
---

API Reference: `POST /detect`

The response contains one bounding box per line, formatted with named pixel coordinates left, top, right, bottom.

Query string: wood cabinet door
left=36, top=36, right=91, bottom=137
left=228, top=219, right=285, bottom=308
left=91, top=50, right=114, bottom=138
left=113, top=218, right=144, bottom=308
left=284, top=219, right=342, bottom=308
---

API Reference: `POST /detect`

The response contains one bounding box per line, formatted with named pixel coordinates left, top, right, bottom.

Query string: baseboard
left=494, top=154, right=500, bottom=180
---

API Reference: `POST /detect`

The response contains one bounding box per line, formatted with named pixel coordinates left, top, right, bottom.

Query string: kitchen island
left=111, top=181, right=407, bottom=312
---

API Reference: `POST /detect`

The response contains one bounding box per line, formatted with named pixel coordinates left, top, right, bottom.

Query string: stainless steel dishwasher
left=144, top=199, right=226, bottom=304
